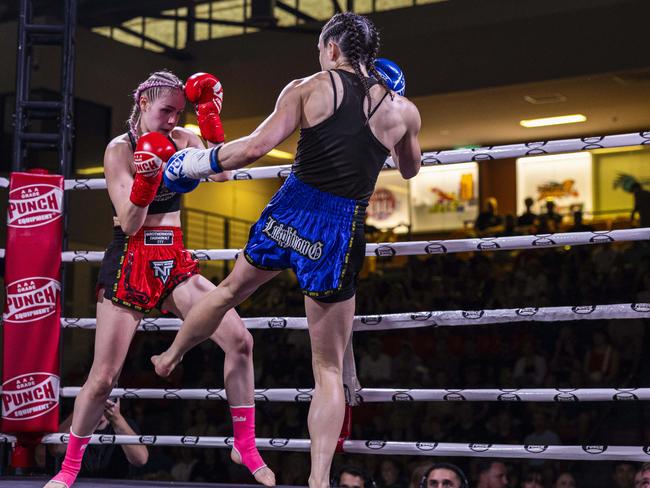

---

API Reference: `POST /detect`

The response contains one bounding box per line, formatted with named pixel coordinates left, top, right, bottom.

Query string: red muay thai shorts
left=97, top=226, right=199, bottom=313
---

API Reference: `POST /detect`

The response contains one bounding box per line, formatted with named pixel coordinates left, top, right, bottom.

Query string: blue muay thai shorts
left=244, top=173, right=366, bottom=302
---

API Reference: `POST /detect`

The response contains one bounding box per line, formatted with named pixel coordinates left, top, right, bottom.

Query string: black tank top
left=113, top=132, right=182, bottom=215
left=292, top=69, right=390, bottom=202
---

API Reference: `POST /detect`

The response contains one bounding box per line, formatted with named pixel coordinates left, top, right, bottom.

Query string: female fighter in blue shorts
left=153, top=12, right=422, bottom=488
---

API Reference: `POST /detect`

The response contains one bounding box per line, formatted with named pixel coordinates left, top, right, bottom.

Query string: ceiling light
left=523, top=93, right=567, bottom=105
left=520, top=114, right=586, bottom=128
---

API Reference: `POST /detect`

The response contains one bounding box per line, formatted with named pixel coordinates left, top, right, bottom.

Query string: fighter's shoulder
left=389, top=95, right=420, bottom=124
left=286, top=71, right=333, bottom=95
left=170, top=126, right=202, bottom=148
left=105, top=133, right=133, bottom=160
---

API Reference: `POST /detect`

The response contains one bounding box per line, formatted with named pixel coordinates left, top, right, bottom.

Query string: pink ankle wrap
left=49, top=430, right=91, bottom=487
left=230, top=405, right=266, bottom=474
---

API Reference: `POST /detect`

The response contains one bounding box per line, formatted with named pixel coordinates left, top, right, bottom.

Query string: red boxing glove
left=130, top=132, right=176, bottom=207
left=184, top=72, right=225, bottom=144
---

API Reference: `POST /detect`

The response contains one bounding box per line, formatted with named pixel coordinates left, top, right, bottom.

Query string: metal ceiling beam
left=112, top=24, right=190, bottom=59
left=276, top=1, right=318, bottom=22
left=149, top=12, right=320, bottom=35
left=76, top=0, right=191, bottom=27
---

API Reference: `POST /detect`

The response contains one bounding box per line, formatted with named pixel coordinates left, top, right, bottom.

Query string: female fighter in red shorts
left=44, top=70, right=274, bottom=487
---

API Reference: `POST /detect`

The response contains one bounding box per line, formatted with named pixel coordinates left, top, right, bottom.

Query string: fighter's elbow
left=130, top=451, right=149, bottom=467
left=400, top=161, right=421, bottom=180
left=121, top=221, right=141, bottom=236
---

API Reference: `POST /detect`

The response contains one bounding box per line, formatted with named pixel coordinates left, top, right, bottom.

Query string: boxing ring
left=0, top=477, right=300, bottom=487
left=2, top=131, right=650, bottom=483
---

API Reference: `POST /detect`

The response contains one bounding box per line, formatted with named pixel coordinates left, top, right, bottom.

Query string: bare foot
left=150, top=351, right=180, bottom=378
left=231, top=448, right=276, bottom=486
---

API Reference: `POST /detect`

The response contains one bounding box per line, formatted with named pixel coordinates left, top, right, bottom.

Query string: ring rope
left=49, top=387, right=650, bottom=403
left=0, top=131, right=646, bottom=190
left=59, top=303, right=650, bottom=332
left=6, top=227, right=643, bottom=264
left=0, top=433, right=647, bottom=462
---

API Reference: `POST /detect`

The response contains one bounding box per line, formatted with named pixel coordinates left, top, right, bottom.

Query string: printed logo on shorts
left=3, top=277, right=61, bottom=324
left=8, top=184, right=63, bottom=228
left=150, top=260, right=175, bottom=284
left=2, top=372, right=59, bottom=420
left=144, top=230, right=174, bottom=246
left=262, top=216, right=323, bottom=261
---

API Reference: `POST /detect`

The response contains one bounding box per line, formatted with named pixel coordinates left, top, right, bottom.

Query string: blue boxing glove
left=163, top=146, right=224, bottom=193
left=374, top=58, right=406, bottom=96
left=163, top=149, right=201, bottom=194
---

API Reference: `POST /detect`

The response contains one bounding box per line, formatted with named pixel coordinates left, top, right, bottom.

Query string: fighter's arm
left=170, top=127, right=230, bottom=182
left=215, top=79, right=303, bottom=170
left=104, top=139, right=149, bottom=235
left=104, top=399, right=149, bottom=467
left=173, top=126, right=205, bottom=150
left=392, top=100, right=422, bottom=180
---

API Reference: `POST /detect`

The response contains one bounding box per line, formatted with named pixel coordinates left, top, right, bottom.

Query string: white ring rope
left=53, top=387, right=650, bottom=403
left=1, top=131, right=646, bottom=189
left=59, top=303, right=650, bottom=332
left=1, top=433, right=648, bottom=462
left=5, top=227, right=643, bottom=264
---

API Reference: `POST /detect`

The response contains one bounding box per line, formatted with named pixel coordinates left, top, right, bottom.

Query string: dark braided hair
left=321, top=12, right=392, bottom=120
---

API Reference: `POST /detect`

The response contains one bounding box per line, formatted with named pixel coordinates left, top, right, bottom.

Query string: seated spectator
left=612, top=461, right=637, bottom=488
left=523, top=411, right=562, bottom=449
left=548, top=327, right=582, bottom=381
left=191, top=449, right=225, bottom=483
left=419, top=463, right=468, bottom=488
left=475, top=197, right=503, bottom=233
left=554, top=472, right=577, bottom=488
left=170, top=448, right=199, bottom=482
left=49, top=399, right=148, bottom=479
left=513, top=340, right=547, bottom=386
left=379, top=459, right=407, bottom=488
left=359, top=338, right=392, bottom=384
left=636, top=463, right=650, bottom=488
left=535, top=214, right=551, bottom=233
left=475, top=460, right=508, bottom=488
left=543, top=199, right=563, bottom=232
left=568, top=210, right=594, bottom=232
left=497, top=214, right=519, bottom=237
left=409, top=463, right=434, bottom=488
left=518, top=197, right=538, bottom=227
left=583, top=329, right=620, bottom=385
left=333, top=464, right=374, bottom=488
left=522, top=468, right=546, bottom=488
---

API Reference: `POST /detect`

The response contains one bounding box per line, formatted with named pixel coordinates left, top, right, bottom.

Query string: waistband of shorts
left=280, top=173, right=366, bottom=216
left=113, top=225, right=184, bottom=241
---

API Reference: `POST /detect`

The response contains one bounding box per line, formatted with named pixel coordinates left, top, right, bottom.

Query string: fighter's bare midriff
left=113, top=210, right=181, bottom=229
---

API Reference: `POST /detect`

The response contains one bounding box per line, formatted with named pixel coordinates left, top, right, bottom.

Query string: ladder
left=12, top=0, right=77, bottom=177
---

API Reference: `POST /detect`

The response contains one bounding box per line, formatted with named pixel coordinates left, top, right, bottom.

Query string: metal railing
left=181, top=207, right=253, bottom=276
